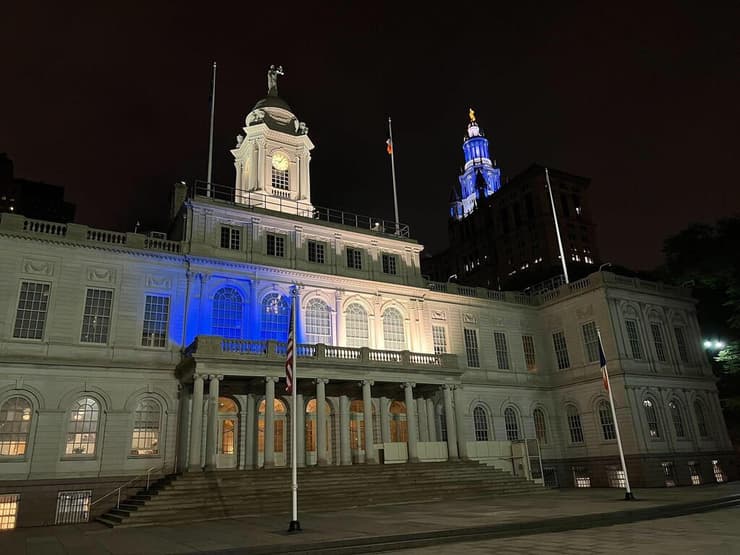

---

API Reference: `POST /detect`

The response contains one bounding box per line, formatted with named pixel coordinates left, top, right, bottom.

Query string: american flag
left=599, top=335, right=609, bottom=392
left=285, top=299, right=295, bottom=394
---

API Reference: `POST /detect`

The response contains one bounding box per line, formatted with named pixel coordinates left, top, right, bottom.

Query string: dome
left=252, top=94, right=292, bottom=113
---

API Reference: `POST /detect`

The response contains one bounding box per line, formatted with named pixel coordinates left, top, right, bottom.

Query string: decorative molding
left=463, top=313, right=477, bottom=325
left=87, top=266, right=116, bottom=284
left=576, top=305, right=594, bottom=319
left=22, top=258, right=54, bottom=277
left=146, top=275, right=172, bottom=290
left=431, top=310, right=446, bottom=321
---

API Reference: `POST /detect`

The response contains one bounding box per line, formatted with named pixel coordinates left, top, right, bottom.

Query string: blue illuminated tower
left=450, top=109, right=501, bottom=220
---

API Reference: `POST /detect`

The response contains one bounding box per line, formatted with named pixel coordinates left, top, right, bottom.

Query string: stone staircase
left=96, top=460, right=549, bottom=527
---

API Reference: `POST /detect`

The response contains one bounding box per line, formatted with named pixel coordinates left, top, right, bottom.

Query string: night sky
left=2, top=2, right=738, bottom=271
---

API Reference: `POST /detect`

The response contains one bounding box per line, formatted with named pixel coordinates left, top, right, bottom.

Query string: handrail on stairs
left=90, top=465, right=165, bottom=510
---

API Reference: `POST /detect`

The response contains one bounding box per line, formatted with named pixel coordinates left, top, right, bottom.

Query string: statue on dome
left=267, top=65, right=284, bottom=96
left=469, top=108, right=476, bottom=123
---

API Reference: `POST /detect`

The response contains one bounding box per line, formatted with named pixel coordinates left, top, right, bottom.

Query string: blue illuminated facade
left=451, top=113, right=501, bottom=220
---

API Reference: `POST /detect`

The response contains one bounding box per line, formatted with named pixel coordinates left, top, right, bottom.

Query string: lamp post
left=599, top=262, right=612, bottom=271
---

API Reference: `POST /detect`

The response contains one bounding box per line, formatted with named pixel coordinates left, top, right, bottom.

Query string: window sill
left=128, top=454, right=162, bottom=459
left=0, top=456, right=28, bottom=462
left=61, top=456, right=97, bottom=461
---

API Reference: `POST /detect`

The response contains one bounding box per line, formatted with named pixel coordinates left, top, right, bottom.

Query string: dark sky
left=2, top=2, right=738, bottom=270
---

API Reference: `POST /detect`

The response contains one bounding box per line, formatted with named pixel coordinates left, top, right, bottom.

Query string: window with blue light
left=261, top=293, right=289, bottom=341
left=212, top=287, right=244, bottom=339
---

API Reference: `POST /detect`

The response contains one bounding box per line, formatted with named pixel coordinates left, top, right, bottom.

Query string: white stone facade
left=0, top=90, right=734, bottom=528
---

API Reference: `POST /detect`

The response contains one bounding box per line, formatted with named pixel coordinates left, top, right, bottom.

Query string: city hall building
left=0, top=74, right=734, bottom=529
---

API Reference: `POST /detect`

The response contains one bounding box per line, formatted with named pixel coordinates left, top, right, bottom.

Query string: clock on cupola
left=230, top=65, right=315, bottom=216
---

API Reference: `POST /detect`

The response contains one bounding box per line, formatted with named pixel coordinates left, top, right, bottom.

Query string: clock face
left=272, top=152, right=290, bottom=171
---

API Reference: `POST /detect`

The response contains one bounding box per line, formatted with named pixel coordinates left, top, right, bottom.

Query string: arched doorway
left=349, top=400, right=377, bottom=463
left=217, top=397, right=238, bottom=469
left=389, top=401, right=408, bottom=442
left=258, top=398, right=287, bottom=467
left=306, top=399, right=333, bottom=465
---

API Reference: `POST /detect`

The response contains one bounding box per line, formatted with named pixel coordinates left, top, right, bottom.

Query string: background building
left=0, top=75, right=733, bottom=530
left=423, top=116, right=600, bottom=291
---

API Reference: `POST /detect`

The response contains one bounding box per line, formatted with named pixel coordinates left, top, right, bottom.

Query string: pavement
left=2, top=483, right=740, bottom=555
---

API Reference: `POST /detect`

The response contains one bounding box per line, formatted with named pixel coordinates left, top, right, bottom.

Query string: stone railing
left=191, top=336, right=458, bottom=369
left=0, top=213, right=182, bottom=255
left=427, top=281, right=539, bottom=306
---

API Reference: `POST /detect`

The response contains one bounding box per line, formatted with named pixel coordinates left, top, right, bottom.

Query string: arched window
left=533, top=408, right=548, bottom=444
left=389, top=401, right=408, bottom=442
left=258, top=399, right=286, bottom=454
left=305, top=298, right=332, bottom=345
left=669, top=400, right=686, bottom=438
left=504, top=407, right=520, bottom=440
left=643, top=398, right=660, bottom=438
left=0, top=397, right=32, bottom=456
left=212, top=287, right=244, bottom=339
left=260, top=293, right=289, bottom=341
left=305, top=399, right=331, bottom=453
left=598, top=400, right=616, bottom=440
left=438, top=404, right=448, bottom=442
left=382, top=307, right=406, bottom=351
left=566, top=405, right=584, bottom=444
left=473, top=405, right=489, bottom=441
left=345, top=304, right=369, bottom=348
left=66, top=397, right=100, bottom=456
left=131, top=399, right=161, bottom=456
left=694, top=400, right=709, bottom=437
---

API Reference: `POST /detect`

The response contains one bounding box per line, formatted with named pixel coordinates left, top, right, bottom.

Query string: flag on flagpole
left=599, top=335, right=609, bottom=392
left=285, top=299, right=295, bottom=394
left=386, top=138, right=393, bottom=155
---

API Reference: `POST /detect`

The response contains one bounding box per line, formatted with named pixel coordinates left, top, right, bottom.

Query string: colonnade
left=186, top=373, right=469, bottom=471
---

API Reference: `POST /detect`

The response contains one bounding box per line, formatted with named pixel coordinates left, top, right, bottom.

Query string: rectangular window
left=346, top=247, right=363, bottom=270
left=713, top=460, right=726, bottom=483
left=463, top=328, right=480, bottom=368
left=522, top=335, right=537, bottom=371
left=0, top=493, right=20, bottom=530
left=266, top=233, right=285, bottom=257
left=220, top=226, right=240, bottom=250
left=581, top=321, right=600, bottom=363
left=13, top=281, right=50, bottom=340
left=674, top=327, right=690, bottom=363
left=625, top=319, right=644, bottom=359
left=493, top=331, right=510, bottom=369
left=662, top=461, right=676, bottom=487
left=553, top=331, right=571, bottom=369
left=55, top=490, right=91, bottom=524
left=271, top=167, right=289, bottom=191
left=307, top=240, right=325, bottom=264
left=141, top=295, right=170, bottom=348
left=688, top=462, right=702, bottom=485
left=80, top=289, right=113, bottom=344
left=651, top=322, right=668, bottom=362
left=572, top=466, right=590, bottom=488
left=606, top=465, right=626, bottom=488
left=382, top=253, right=398, bottom=275
left=432, top=325, right=447, bottom=355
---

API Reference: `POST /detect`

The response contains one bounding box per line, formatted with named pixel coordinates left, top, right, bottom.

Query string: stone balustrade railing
left=0, top=213, right=181, bottom=254
left=189, top=336, right=458, bottom=369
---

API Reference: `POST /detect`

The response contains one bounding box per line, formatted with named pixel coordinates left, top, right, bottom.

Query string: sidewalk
left=2, top=483, right=739, bottom=555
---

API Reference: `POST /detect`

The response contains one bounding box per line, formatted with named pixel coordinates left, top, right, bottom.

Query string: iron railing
left=90, top=465, right=164, bottom=511
left=191, top=180, right=410, bottom=238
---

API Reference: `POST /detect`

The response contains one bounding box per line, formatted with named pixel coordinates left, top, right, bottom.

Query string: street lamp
left=703, top=339, right=725, bottom=351
left=599, top=262, right=612, bottom=271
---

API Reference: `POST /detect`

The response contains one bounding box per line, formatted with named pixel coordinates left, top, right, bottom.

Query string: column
left=442, top=385, right=458, bottom=459
left=264, top=377, right=277, bottom=468
left=417, top=398, right=429, bottom=442
left=234, top=394, right=247, bottom=470
left=340, top=395, right=352, bottom=465
left=426, top=398, right=437, bottom=442
left=453, top=386, right=468, bottom=460
left=379, top=396, right=391, bottom=444
left=244, top=393, right=257, bottom=469
left=205, top=374, right=223, bottom=471
left=188, top=374, right=205, bottom=471
left=296, top=393, right=306, bottom=467
left=403, top=383, right=419, bottom=463
left=362, top=380, right=377, bottom=463
left=316, top=379, right=329, bottom=466
left=334, top=291, right=344, bottom=347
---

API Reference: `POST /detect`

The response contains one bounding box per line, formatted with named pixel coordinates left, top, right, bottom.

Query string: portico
left=177, top=335, right=464, bottom=472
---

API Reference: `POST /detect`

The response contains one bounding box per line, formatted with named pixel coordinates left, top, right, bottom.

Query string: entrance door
left=258, top=398, right=287, bottom=467
left=216, top=397, right=238, bottom=469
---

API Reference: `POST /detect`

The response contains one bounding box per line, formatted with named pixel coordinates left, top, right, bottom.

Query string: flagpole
left=388, top=117, right=400, bottom=235
left=544, top=167, right=569, bottom=284
left=598, top=328, right=634, bottom=500
left=288, top=289, right=301, bottom=531
left=207, top=61, right=217, bottom=198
